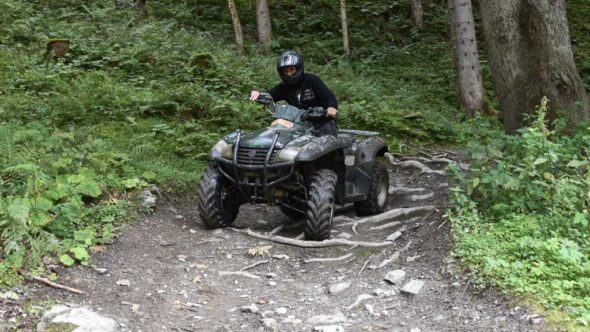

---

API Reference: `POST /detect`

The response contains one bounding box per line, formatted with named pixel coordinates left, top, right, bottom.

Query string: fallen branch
left=370, top=240, right=413, bottom=270
left=339, top=205, right=436, bottom=227
left=358, top=254, right=374, bottom=277
left=28, top=275, right=84, bottom=294
left=218, top=270, right=261, bottom=279
left=240, top=260, right=269, bottom=271
left=229, top=228, right=394, bottom=248
left=304, top=253, right=354, bottom=263
left=352, top=222, right=359, bottom=235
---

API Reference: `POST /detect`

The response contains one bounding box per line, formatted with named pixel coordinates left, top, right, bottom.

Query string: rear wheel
left=197, top=166, right=241, bottom=228
left=304, top=169, right=337, bottom=241
left=354, top=160, right=389, bottom=216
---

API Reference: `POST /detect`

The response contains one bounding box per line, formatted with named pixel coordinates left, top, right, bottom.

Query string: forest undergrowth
left=0, top=0, right=588, bottom=330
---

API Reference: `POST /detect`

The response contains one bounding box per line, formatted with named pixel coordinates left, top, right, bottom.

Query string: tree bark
left=340, top=0, right=350, bottom=56
left=411, top=0, right=424, bottom=28
left=340, top=0, right=350, bottom=55
left=227, top=0, right=245, bottom=55
left=449, top=0, right=483, bottom=116
left=256, top=0, right=273, bottom=54
left=479, top=0, right=589, bottom=133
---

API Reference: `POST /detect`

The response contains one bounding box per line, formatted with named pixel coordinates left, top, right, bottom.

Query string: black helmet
left=277, top=50, right=304, bottom=85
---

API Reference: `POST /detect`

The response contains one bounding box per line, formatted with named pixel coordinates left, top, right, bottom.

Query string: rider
left=250, top=50, right=339, bottom=137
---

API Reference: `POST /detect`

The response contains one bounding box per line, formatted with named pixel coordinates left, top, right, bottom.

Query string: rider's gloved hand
left=326, top=107, right=338, bottom=117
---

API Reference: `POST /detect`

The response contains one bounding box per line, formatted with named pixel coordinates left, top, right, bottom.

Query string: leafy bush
left=449, top=98, right=590, bottom=327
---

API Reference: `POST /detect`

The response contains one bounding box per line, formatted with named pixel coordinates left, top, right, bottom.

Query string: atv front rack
left=215, top=130, right=294, bottom=203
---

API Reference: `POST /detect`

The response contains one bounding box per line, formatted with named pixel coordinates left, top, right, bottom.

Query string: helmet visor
left=278, top=54, right=300, bottom=67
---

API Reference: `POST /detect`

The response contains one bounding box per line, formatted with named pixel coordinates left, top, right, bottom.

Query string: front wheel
left=197, top=166, right=241, bottom=228
left=354, top=160, right=389, bottom=216
left=305, top=169, right=337, bottom=241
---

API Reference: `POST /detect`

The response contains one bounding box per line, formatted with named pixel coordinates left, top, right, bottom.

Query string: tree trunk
left=449, top=0, right=483, bottom=116
left=256, top=0, right=272, bottom=54
left=340, top=0, right=350, bottom=55
left=411, top=0, right=424, bottom=28
left=227, top=0, right=245, bottom=55
left=479, top=0, right=589, bottom=133
left=137, top=0, right=147, bottom=17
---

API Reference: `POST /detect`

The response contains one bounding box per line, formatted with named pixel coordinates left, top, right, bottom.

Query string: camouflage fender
left=295, top=135, right=343, bottom=161
left=355, top=136, right=388, bottom=173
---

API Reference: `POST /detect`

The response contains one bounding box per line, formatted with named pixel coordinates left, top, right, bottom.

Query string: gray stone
left=328, top=281, right=351, bottom=295
left=93, top=267, right=108, bottom=275
left=0, top=291, right=19, bottom=300
left=139, top=190, right=157, bottom=208
left=261, top=318, right=278, bottom=330
left=313, top=325, right=344, bottom=332
left=307, top=311, right=347, bottom=325
left=116, top=279, right=130, bottom=286
left=386, top=231, right=402, bottom=242
left=37, top=305, right=117, bottom=332
left=401, top=280, right=424, bottom=295
left=384, top=270, right=406, bottom=284
left=240, top=304, right=259, bottom=314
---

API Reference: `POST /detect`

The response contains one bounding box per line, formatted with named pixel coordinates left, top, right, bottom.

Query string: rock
left=275, top=307, right=288, bottom=315
left=272, top=254, right=289, bottom=260
left=386, top=231, right=402, bottom=242
left=261, top=318, right=278, bottom=330
left=37, top=305, right=117, bottom=332
left=337, top=232, right=352, bottom=240
left=410, top=328, right=421, bottom=332
left=139, top=189, right=157, bottom=208
left=372, top=288, right=396, bottom=297
left=401, top=280, right=424, bottom=295
left=93, top=267, right=108, bottom=275
left=0, top=291, right=19, bottom=300
left=116, top=279, right=130, bottom=286
left=175, top=214, right=184, bottom=219
left=328, top=281, right=351, bottom=295
left=347, top=294, right=372, bottom=310
left=313, top=325, right=344, bottom=332
left=527, top=314, right=545, bottom=325
left=384, top=270, right=406, bottom=284
left=365, top=304, right=375, bottom=315
left=307, top=311, right=347, bottom=325
left=240, top=304, right=259, bottom=314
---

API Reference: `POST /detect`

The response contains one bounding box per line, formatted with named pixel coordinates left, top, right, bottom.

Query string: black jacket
left=268, top=73, right=338, bottom=123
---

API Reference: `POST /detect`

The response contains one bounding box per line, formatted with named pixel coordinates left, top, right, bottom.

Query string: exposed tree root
left=408, top=193, right=434, bottom=202
left=389, top=187, right=427, bottom=195
left=229, top=228, right=394, bottom=248
left=338, top=205, right=436, bottom=227
left=370, top=240, right=413, bottom=270
left=385, top=153, right=445, bottom=175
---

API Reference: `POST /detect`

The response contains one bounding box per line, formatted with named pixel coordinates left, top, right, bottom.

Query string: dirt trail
left=23, top=153, right=550, bottom=332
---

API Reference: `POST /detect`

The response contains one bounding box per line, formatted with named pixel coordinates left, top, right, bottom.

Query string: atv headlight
left=275, top=146, right=301, bottom=162
left=209, top=140, right=234, bottom=160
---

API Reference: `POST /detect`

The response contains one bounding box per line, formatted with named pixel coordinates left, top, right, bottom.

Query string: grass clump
left=449, top=98, right=590, bottom=328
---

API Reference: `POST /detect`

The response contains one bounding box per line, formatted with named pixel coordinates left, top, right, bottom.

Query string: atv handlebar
left=255, top=92, right=274, bottom=105
left=300, top=107, right=327, bottom=121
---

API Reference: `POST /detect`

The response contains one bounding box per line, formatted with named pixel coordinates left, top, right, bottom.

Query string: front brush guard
left=214, top=130, right=294, bottom=203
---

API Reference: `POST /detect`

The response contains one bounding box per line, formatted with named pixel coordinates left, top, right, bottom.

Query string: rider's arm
left=311, top=75, right=338, bottom=117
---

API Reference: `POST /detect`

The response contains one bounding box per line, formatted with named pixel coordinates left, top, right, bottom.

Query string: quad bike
left=197, top=93, right=389, bottom=240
